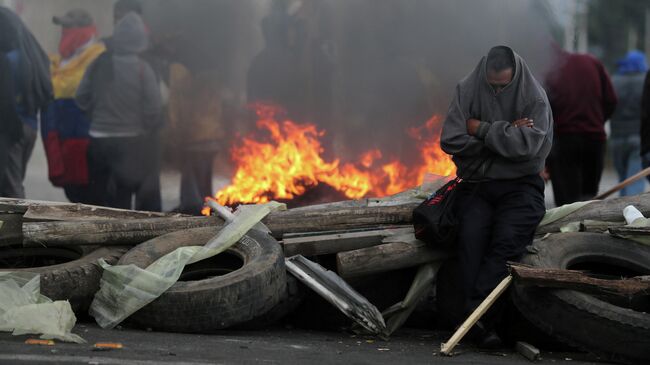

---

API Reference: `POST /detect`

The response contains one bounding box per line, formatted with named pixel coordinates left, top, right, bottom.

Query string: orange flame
left=210, top=104, right=455, bottom=208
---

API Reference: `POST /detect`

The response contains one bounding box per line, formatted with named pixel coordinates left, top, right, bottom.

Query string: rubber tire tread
left=118, top=227, right=286, bottom=333
left=512, top=232, right=650, bottom=364
left=0, top=246, right=127, bottom=314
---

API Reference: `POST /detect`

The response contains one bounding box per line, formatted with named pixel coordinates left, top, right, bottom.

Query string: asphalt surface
left=0, top=323, right=613, bottom=365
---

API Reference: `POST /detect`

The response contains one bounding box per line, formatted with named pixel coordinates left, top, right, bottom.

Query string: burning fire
left=207, top=103, right=455, bottom=209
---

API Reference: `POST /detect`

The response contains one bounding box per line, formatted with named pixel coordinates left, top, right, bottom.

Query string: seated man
left=440, top=46, right=553, bottom=347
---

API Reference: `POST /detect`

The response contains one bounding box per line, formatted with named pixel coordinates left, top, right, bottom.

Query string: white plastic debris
left=0, top=272, right=85, bottom=343
left=90, top=201, right=285, bottom=329
left=623, top=205, right=645, bottom=225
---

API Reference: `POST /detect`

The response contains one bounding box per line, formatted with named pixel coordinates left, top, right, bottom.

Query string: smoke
left=140, top=0, right=557, bottom=166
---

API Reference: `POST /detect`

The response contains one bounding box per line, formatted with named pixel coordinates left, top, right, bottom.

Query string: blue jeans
left=610, top=135, right=645, bottom=196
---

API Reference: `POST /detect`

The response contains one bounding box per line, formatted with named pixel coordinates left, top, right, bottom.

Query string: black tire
left=512, top=232, right=650, bottom=364
left=118, top=227, right=286, bottom=333
left=0, top=245, right=127, bottom=314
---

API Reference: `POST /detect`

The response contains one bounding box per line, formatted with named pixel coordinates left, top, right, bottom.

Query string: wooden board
left=283, top=227, right=413, bottom=257
left=336, top=240, right=451, bottom=278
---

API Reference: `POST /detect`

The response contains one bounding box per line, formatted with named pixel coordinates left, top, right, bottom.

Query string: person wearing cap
left=41, top=9, right=105, bottom=203
left=75, top=12, right=163, bottom=210
left=0, top=7, right=52, bottom=198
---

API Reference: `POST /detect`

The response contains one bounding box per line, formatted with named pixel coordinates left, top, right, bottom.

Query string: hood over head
left=458, top=45, right=547, bottom=122
left=616, top=50, right=648, bottom=74
left=111, top=12, right=148, bottom=55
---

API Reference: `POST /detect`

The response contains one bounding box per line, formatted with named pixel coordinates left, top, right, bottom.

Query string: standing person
left=168, top=64, right=224, bottom=214
left=75, top=12, right=162, bottom=210
left=609, top=50, right=646, bottom=196
left=545, top=48, right=617, bottom=206
left=41, top=9, right=106, bottom=203
left=110, top=0, right=167, bottom=211
left=441, top=46, right=552, bottom=347
left=0, top=7, right=53, bottom=198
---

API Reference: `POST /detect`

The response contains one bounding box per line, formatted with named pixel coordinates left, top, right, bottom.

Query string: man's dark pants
left=87, top=135, right=161, bottom=211
left=547, top=133, right=605, bottom=206
left=454, top=174, right=545, bottom=328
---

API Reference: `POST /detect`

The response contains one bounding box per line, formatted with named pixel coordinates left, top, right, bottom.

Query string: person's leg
left=547, top=134, right=582, bottom=206
left=179, top=150, right=215, bottom=214
left=580, top=136, right=605, bottom=201
left=470, top=175, right=546, bottom=328
left=624, top=136, right=645, bottom=196
left=609, top=137, right=627, bottom=183
left=454, top=183, right=494, bottom=316
left=136, top=133, right=162, bottom=212
left=105, top=137, right=141, bottom=209
left=86, top=138, right=111, bottom=207
left=1, top=124, right=37, bottom=198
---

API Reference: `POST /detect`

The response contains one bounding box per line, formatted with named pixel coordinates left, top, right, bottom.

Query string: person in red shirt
left=545, top=47, right=617, bottom=206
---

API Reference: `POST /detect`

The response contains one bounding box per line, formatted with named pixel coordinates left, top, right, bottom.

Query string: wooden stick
left=510, top=264, right=650, bottom=297
left=440, top=275, right=512, bottom=356
left=595, top=166, right=650, bottom=200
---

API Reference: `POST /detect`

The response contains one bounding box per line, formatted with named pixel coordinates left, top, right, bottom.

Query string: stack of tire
left=0, top=245, right=128, bottom=314
left=1, top=226, right=299, bottom=331
left=512, top=232, right=650, bottom=364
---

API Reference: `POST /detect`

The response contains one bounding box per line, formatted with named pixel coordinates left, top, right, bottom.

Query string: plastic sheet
left=0, top=272, right=85, bottom=343
left=538, top=200, right=595, bottom=227
left=90, top=201, right=285, bottom=329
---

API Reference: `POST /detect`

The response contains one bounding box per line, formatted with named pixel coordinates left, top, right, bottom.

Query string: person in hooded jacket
left=76, top=12, right=162, bottom=210
left=609, top=50, right=647, bottom=196
left=41, top=9, right=106, bottom=203
left=545, top=48, right=617, bottom=206
left=441, top=46, right=552, bottom=348
left=0, top=7, right=53, bottom=198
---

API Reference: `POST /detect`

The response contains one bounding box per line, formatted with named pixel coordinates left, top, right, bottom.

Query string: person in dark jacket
left=545, top=48, right=617, bottom=206
left=76, top=12, right=162, bottom=210
left=0, top=7, right=53, bottom=198
left=610, top=50, right=646, bottom=196
left=441, top=46, right=552, bottom=348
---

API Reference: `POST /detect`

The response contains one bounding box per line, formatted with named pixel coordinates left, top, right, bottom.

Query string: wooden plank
left=283, top=227, right=413, bottom=257
left=23, top=216, right=224, bottom=246
left=21, top=203, right=419, bottom=247
left=579, top=220, right=625, bottom=233
left=440, top=275, right=512, bottom=356
left=609, top=225, right=650, bottom=236
left=510, top=264, right=650, bottom=297
left=0, top=197, right=186, bottom=220
left=336, top=240, right=451, bottom=278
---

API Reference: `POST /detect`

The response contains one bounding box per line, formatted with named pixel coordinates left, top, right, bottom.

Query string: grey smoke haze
left=143, top=0, right=557, bottom=163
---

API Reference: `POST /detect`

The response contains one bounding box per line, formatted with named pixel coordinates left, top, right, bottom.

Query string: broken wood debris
left=509, top=264, right=650, bottom=298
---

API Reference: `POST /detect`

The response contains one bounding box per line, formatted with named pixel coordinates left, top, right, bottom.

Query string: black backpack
left=413, top=156, right=489, bottom=248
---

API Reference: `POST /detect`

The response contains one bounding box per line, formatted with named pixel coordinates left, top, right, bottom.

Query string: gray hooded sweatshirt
left=440, top=47, right=553, bottom=181
left=76, top=12, right=161, bottom=137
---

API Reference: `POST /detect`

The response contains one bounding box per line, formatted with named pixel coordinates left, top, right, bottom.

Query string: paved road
left=0, top=324, right=609, bottom=365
